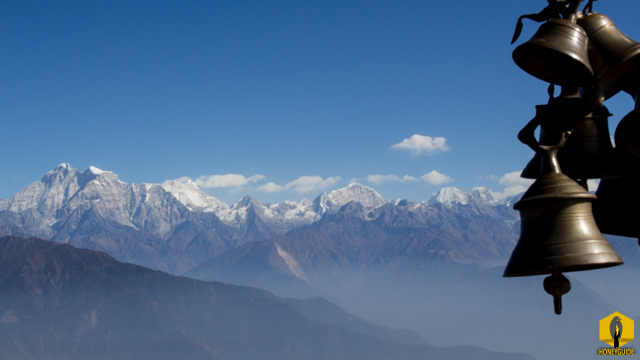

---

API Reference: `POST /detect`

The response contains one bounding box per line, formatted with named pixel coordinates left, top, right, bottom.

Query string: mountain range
left=0, top=163, right=521, bottom=275
left=3, top=164, right=638, bottom=360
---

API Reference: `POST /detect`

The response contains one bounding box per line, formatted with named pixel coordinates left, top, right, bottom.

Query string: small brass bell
left=578, top=12, right=640, bottom=99
left=520, top=88, right=618, bottom=179
left=506, top=128, right=623, bottom=277
left=513, top=18, right=594, bottom=86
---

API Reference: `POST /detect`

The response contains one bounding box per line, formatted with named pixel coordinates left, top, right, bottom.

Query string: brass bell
left=615, top=88, right=640, bottom=159
left=578, top=12, right=640, bottom=99
left=592, top=168, right=640, bottom=240
left=505, top=131, right=623, bottom=278
left=513, top=18, right=594, bottom=86
left=616, top=110, right=640, bottom=159
left=520, top=89, right=618, bottom=179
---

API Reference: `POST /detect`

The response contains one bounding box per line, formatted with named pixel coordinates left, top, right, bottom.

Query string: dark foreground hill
left=0, top=236, right=533, bottom=360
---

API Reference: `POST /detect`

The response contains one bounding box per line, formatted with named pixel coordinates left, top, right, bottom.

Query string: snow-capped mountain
left=0, top=164, right=241, bottom=273
left=212, top=196, right=319, bottom=234
left=0, top=163, right=523, bottom=275
left=161, top=178, right=228, bottom=213
left=328, top=183, right=387, bottom=209
left=161, top=180, right=391, bottom=234
left=428, top=187, right=500, bottom=208
left=0, top=163, right=189, bottom=239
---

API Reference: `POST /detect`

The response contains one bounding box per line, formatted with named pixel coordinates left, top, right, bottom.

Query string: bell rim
left=513, top=42, right=595, bottom=86
left=503, top=259, right=623, bottom=277
left=514, top=192, right=595, bottom=209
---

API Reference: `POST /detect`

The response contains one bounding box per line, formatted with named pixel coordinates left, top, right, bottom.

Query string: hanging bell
left=504, top=131, right=623, bottom=278
left=520, top=88, right=619, bottom=179
left=616, top=112, right=640, bottom=159
left=592, top=162, right=640, bottom=239
left=615, top=88, right=640, bottom=159
left=578, top=12, right=640, bottom=99
left=513, top=18, right=594, bottom=86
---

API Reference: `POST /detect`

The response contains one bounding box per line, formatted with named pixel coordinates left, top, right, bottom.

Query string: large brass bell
left=520, top=88, right=618, bottom=179
left=505, top=131, right=623, bottom=278
left=513, top=18, right=594, bottom=86
left=593, top=177, right=640, bottom=240
left=578, top=12, right=640, bottom=99
left=592, top=160, right=640, bottom=240
left=615, top=88, right=640, bottom=159
left=506, top=129, right=623, bottom=314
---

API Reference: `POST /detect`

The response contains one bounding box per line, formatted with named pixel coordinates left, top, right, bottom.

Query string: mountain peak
left=232, top=195, right=260, bottom=209
left=429, top=187, right=502, bottom=207
left=48, top=163, right=77, bottom=176
left=328, top=183, right=386, bottom=209
left=55, top=163, right=73, bottom=170
left=468, top=187, right=498, bottom=205
left=428, top=187, right=468, bottom=206
left=86, top=166, right=104, bottom=175
left=312, top=192, right=332, bottom=214
left=161, top=178, right=228, bottom=212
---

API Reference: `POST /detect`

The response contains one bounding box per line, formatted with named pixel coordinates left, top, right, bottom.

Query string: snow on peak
left=299, top=199, right=312, bottom=207
left=328, top=183, right=386, bottom=209
left=48, top=163, right=75, bottom=175
left=468, top=187, right=498, bottom=205
left=312, top=192, right=331, bottom=214
left=161, top=178, right=228, bottom=212
left=429, top=187, right=501, bottom=207
left=232, top=195, right=261, bottom=210
left=428, top=187, right=468, bottom=206
left=87, top=166, right=104, bottom=175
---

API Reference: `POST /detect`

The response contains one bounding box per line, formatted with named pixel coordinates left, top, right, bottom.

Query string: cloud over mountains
left=390, top=134, right=449, bottom=157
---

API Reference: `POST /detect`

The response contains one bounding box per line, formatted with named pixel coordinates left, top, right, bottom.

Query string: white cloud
left=256, top=182, right=284, bottom=193
left=367, top=174, right=418, bottom=185
left=175, top=176, right=191, bottom=183
left=390, top=134, right=449, bottom=157
left=285, top=176, right=340, bottom=193
left=367, top=174, right=398, bottom=185
left=255, top=176, right=341, bottom=194
left=490, top=170, right=534, bottom=199
left=194, top=173, right=266, bottom=188
left=499, top=171, right=533, bottom=187
left=420, top=170, right=452, bottom=185
left=400, top=175, right=419, bottom=182
left=490, top=186, right=529, bottom=199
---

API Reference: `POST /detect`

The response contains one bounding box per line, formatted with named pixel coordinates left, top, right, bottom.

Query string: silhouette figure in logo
left=610, top=316, right=623, bottom=348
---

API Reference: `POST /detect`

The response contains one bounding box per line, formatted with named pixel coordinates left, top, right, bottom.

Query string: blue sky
left=1, top=0, right=639, bottom=205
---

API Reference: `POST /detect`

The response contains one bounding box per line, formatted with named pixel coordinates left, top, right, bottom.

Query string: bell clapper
left=544, top=271, right=572, bottom=315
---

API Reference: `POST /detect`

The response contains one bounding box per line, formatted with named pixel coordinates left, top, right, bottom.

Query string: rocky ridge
left=0, top=164, right=520, bottom=274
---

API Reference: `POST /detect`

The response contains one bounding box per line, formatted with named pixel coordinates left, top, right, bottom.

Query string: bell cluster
left=505, top=0, right=640, bottom=315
